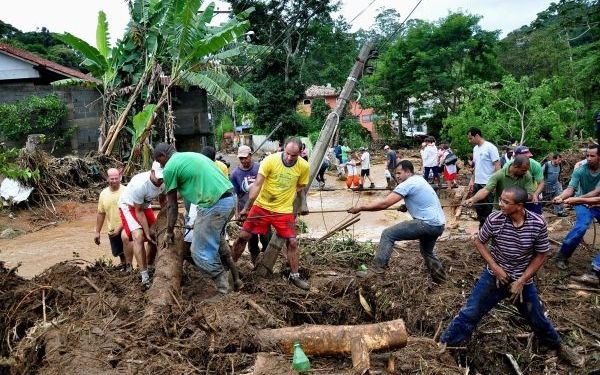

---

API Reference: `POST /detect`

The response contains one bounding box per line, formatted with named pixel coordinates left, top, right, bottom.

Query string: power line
left=348, top=0, right=379, bottom=25
left=377, top=0, right=424, bottom=51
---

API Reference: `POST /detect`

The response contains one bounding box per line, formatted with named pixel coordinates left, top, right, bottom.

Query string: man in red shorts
left=232, top=137, right=310, bottom=290
left=118, top=162, right=165, bottom=288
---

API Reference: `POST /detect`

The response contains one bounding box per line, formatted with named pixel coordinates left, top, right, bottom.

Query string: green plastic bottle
left=292, top=341, right=311, bottom=372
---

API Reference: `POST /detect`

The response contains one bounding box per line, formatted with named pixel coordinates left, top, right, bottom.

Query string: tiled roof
left=0, top=43, right=100, bottom=83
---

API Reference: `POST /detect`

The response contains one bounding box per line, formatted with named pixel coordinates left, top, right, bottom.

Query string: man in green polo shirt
left=153, top=143, right=235, bottom=296
left=503, top=145, right=544, bottom=214
left=465, top=155, right=535, bottom=207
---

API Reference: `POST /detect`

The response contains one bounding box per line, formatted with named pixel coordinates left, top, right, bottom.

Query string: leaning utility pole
left=255, top=42, right=375, bottom=277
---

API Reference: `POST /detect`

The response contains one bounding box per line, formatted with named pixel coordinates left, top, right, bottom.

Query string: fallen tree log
left=144, top=208, right=185, bottom=326
left=256, top=319, right=407, bottom=372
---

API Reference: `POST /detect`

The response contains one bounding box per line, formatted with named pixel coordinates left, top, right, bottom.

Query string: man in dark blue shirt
left=230, top=145, right=270, bottom=264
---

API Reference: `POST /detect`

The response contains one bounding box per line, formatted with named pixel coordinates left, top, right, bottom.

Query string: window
left=361, top=114, right=374, bottom=122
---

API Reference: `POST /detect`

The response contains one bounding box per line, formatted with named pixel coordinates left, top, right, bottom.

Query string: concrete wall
left=0, top=83, right=213, bottom=155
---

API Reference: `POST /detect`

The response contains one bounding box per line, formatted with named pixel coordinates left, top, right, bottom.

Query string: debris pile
left=1, top=232, right=598, bottom=374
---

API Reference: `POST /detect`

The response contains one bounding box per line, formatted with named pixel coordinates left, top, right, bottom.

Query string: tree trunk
left=256, top=319, right=407, bottom=371
left=143, top=208, right=185, bottom=326
left=101, top=65, right=153, bottom=155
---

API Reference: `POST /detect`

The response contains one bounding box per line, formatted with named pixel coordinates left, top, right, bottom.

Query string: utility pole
left=255, top=42, right=374, bottom=277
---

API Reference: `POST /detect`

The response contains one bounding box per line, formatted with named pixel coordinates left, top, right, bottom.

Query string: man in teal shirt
left=153, top=143, right=235, bottom=296
left=553, top=144, right=600, bottom=273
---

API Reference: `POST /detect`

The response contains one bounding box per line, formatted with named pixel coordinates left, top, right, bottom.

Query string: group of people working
left=94, top=127, right=597, bottom=367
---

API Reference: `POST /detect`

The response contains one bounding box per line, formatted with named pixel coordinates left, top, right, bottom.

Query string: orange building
left=297, top=85, right=378, bottom=138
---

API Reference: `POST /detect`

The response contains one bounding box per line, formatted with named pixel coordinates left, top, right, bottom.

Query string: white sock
left=290, top=272, right=300, bottom=279
left=141, top=270, right=150, bottom=283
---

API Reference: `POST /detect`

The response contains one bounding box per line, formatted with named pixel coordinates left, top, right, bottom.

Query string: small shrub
left=0, top=94, right=69, bottom=145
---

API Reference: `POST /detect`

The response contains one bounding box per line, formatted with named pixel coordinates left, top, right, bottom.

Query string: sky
left=2, top=0, right=554, bottom=45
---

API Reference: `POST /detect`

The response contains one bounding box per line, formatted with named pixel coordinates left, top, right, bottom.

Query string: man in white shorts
left=118, top=162, right=165, bottom=288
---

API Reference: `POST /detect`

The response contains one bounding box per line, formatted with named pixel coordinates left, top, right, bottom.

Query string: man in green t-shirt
left=153, top=143, right=235, bottom=296
left=465, top=155, right=535, bottom=207
left=503, top=145, right=544, bottom=214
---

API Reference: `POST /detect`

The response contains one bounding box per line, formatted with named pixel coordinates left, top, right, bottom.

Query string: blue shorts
left=108, top=232, right=124, bottom=257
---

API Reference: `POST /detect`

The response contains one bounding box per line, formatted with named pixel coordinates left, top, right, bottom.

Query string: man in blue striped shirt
left=440, top=186, right=583, bottom=367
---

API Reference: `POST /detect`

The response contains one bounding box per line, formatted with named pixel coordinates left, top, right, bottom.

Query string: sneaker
left=571, top=272, right=600, bottom=287
left=370, top=183, right=375, bottom=188
left=557, top=344, right=584, bottom=368
left=115, top=263, right=127, bottom=271
left=556, top=212, right=568, bottom=217
left=124, top=264, right=133, bottom=273
left=554, top=255, right=568, bottom=270
left=290, top=274, right=310, bottom=290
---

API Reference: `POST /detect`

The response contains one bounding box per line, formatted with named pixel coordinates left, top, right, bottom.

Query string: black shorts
left=361, top=169, right=370, bottom=177
left=108, top=232, right=124, bottom=257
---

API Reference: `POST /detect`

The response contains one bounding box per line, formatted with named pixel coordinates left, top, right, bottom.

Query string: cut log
left=144, top=208, right=185, bottom=325
left=257, top=319, right=407, bottom=371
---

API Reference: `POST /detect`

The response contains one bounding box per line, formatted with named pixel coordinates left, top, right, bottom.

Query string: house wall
left=0, top=83, right=213, bottom=155
left=0, top=82, right=103, bottom=153
left=0, top=53, right=39, bottom=80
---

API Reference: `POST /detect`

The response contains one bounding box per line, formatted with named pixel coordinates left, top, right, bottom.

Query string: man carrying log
left=348, top=160, right=447, bottom=283
left=232, top=137, right=310, bottom=290
left=154, top=143, right=236, bottom=296
left=94, top=168, right=132, bottom=271
left=118, top=162, right=165, bottom=288
left=439, top=186, right=584, bottom=368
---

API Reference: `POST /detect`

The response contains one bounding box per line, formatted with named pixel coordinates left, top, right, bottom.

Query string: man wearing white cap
left=230, top=145, right=270, bottom=263
left=118, top=162, right=165, bottom=288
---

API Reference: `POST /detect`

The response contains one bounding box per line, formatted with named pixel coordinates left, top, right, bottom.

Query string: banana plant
left=123, top=0, right=258, bottom=174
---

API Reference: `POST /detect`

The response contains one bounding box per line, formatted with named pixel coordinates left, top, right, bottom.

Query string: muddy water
left=0, top=203, right=111, bottom=278
left=303, top=162, right=411, bottom=242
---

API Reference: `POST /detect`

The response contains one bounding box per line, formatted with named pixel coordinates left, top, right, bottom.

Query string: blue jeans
left=542, top=183, right=566, bottom=215
left=440, top=270, right=561, bottom=348
left=559, top=205, right=600, bottom=267
left=525, top=202, right=543, bottom=214
left=191, top=195, right=235, bottom=278
left=375, top=219, right=444, bottom=273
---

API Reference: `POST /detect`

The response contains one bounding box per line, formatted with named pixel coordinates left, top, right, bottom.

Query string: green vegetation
left=0, top=148, right=39, bottom=182
left=0, top=94, right=70, bottom=145
left=2, top=0, right=598, bottom=155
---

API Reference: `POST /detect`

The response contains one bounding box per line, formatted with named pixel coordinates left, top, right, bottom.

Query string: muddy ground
left=0, top=153, right=599, bottom=374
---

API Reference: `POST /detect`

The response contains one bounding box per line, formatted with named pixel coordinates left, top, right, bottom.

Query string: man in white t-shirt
left=422, top=137, right=439, bottom=184
left=467, top=127, right=501, bottom=227
left=118, top=162, right=166, bottom=288
left=359, top=147, right=375, bottom=189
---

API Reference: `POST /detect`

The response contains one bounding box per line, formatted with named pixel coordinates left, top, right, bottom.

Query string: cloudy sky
left=2, top=0, right=553, bottom=45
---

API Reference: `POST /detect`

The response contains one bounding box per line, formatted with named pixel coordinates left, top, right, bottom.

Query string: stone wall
left=0, top=83, right=213, bottom=155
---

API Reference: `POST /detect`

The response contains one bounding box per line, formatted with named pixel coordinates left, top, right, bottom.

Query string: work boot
left=557, top=344, right=584, bottom=368
left=571, top=270, right=600, bottom=287
left=429, top=264, right=447, bottom=284
left=369, top=183, right=375, bottom=189
left=553, top=254, right=569, bottom=270
left=214, top=271, right=231, bottom=295
left=289, top=273, right=310, bottom=290
left=356, top=264, right=385, bottom=278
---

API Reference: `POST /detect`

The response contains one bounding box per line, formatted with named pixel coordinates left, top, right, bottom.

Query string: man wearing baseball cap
left=230, top=145, right=270, bottom=264
left=503, top=145, right=544, bottom=214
